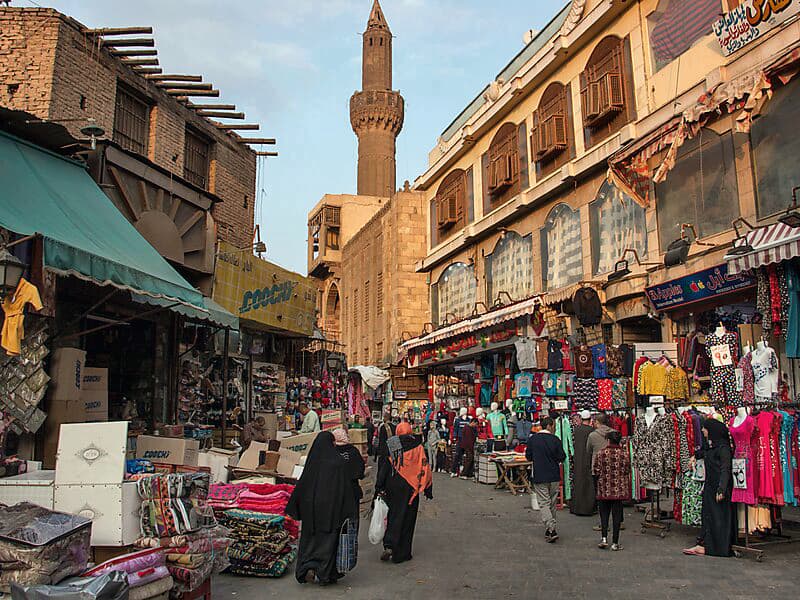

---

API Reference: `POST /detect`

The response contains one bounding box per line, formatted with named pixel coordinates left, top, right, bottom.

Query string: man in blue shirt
left=527, top=416, right=566, bottom=543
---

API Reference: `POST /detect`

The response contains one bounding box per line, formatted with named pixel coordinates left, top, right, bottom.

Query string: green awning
left=0, top=131, right=204, bottom=309
left=131, top=293, right=239, bottom=330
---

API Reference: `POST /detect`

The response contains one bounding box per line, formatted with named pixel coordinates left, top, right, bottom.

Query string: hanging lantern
left=0, top=247, right=25, bottom=300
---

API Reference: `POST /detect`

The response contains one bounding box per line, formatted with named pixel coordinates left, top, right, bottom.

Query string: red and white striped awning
left=725, top=221, right=800, bottom=275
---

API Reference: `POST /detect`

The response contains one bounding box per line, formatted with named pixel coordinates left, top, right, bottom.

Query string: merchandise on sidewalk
left=219, top=510, right=296, bottom=577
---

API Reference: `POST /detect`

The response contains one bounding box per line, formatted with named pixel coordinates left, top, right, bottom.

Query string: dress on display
left=705, top=330, right=741, bottom=406
left=778, top=410, right=796, bottom=506
left=632, top=415, right=674, bottom=488
left=755, top=411, right=776, bottom=504
left=728, top=416, right=757, bottom=505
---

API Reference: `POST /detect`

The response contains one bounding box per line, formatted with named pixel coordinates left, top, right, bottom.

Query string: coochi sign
left=714, top=0, right=800, bottom=56
left=239, top=281, right=298, bottom=314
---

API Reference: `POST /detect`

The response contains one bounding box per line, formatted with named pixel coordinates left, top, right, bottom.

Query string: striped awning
left=725, top=222, right=800, bottom=275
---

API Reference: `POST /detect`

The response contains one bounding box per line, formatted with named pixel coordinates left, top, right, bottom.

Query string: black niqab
left=702, top=418, right=731, bottom=449
left=286, top=431, right=356, bottom=535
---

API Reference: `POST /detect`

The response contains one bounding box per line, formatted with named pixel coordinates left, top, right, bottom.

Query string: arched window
left=482, top=122, right=527, bottom=211
left=649, top=0, right=720, bottom=72
left=590, top=181, right=647, bottom=275
left=655, top=127, right=740, bottom=249
left=541, top=204, right=583, bottom=290
left=431, top=262, right=477, bottom=325
left=324, top=282, right=341, bottom=340
left=531, top=82, right=574, bottom=179
left=580, top=35, right=634, bottom=147
left=486, top=231, right=534, bottom=302
left=750, top=77, right=800, bottom=218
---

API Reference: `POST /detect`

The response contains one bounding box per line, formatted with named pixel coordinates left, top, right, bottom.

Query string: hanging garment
left=561, top=340, right=573, bottom=371
left=554, top=416, right=574, bottom=500
left=572, top=378, right=599, bottom=411
left=632, top=415, right=674, bottom=488
left=664, top=366, right=689, bottom=401
left=547, top=340, right=563, bottom=371
left=514, top=373, right=533, bottom=397
left=705, top=330, right=741, bottom=406
left=786, top=260, right=800, bottom=358
left=597, top=379, right=613, bottom=411
left=514, top=339, right=537, bottom=371
left=751, top=346, right=779, bottom=402
left=611, top=378, right=630, bottom=410
left=0, top=277, right=43, bottom=355
left=755, top=411, right=776, bottom=504
left=574, top=347, right=593, bottom=378
left=570, top=424, right=596, bottom=515
left=591, top=344, right=608, bottom=379
left=573, top=287, right=602, bottom=326
left=738, top=353, right=755, bottom=406
left=536, top=340, right=549, bottom=370
left=729, top=415, right=758, bottom=505
left=606, top=346, right=624, bottom=377
left=619, top=343, right=635, bottom=377
left=778, top=410, right=796, bottom=506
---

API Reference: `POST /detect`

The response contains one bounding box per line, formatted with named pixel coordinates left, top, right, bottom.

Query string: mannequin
left=756, top=339, right=767, bottom=351
left=644, top=406, right=657, bottom=427
left=715, top=323, right=726, bottom=337
left=733, top=406, right=748, bottom=428
left=656, top=406, right=666, bottom=416
left=504, top=398, right=516, bottom=446
left=487, top=401, right=508, bottom=451
left=474, top=407, right=493, bottom=443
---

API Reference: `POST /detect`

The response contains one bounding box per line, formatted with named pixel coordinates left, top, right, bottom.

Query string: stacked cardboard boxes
left=82, top=367, right=108, bottom=421
left=42, top=348, right=86, bottom=468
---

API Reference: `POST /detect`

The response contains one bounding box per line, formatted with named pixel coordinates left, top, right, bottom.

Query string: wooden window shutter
left=481, top=152, right=491, bottom=215
left=607, top=72, right=624, bottom=109
left=530, top=110, right=540, bottom=159
left=448, top=193, right=458, bottom=223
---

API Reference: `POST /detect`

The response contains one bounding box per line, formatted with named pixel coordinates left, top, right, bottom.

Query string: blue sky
left=44, top=0, right=566, bottom=273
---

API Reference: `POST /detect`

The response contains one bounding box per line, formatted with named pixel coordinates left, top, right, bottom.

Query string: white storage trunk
left=55, top=422, right=128, bottom=485
left=0, top=470, right=55, bottom=509
left=477, top=455, right=498, bottom=484
left=54, top=482, right=139, bottom=546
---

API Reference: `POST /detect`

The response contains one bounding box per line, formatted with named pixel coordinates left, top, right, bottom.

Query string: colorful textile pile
left=84, top=548, right=173, bottom=598
left=208, top=482, right=298, bottom=538
left=137, top=473, right=216, bottom=538
left=220, top=510, right=296, bottom=577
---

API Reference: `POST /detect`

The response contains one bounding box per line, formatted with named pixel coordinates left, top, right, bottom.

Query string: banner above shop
left=213, top=241, right=316, bottom=336
left=406, top=319, right=521, bottom=368
left=714, top=0, right=800, bottom=56
left=646, top=264, right=756, bottom=312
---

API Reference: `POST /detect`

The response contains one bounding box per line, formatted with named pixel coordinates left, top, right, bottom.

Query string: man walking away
left=527, top=417, right=566, bottom=542
left=459, top=420, right=477, bottom=479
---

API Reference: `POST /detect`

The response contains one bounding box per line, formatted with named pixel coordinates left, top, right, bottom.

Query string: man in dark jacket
left=526, top=416, right=566, bottom=543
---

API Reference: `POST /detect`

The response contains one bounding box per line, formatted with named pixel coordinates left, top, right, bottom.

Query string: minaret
left=350, top=0, right=404, bottom=197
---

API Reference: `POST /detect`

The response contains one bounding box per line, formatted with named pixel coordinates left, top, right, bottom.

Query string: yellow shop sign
left=213, top=241, right=316, bottom=336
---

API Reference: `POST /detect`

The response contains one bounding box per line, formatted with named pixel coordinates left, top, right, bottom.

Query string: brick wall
left=340, top=190, right=428, bottom=365
left=0, top=7, right=256, bottom=248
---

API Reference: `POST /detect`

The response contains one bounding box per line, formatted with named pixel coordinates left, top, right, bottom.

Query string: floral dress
left=705, top=331, right=741, bottom=406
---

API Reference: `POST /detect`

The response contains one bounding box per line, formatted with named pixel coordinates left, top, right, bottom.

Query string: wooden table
left=491, top=459, right=532, bottom=495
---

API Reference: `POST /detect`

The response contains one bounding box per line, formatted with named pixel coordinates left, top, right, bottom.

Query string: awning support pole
left=55, top=303, right=178, bottom=341
left=221, top=328, right=230, bottom=448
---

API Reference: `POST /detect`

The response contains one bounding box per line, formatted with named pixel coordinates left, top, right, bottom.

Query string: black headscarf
left=702, top=418, right=731, bottom=450
left=286, top=431, right=356, bottom=534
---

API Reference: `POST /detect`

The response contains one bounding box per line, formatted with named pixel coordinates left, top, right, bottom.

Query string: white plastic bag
left=368, top=497, right=389, bottom=545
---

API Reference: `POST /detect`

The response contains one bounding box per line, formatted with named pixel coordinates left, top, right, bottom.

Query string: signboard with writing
left=645, top=264, right=756, bottom=312
left=213, top=241, right=316, bottom=336
left=714, top=0, right=800, bottom=56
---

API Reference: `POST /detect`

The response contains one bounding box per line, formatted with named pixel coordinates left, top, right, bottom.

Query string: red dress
left=729, top=415, right=757, bottom=505
left=755, top=411, right=776, bottom=503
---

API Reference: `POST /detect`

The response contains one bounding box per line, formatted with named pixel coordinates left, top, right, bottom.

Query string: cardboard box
left=276, top=448, right=301, bottom=477
left=259, top=451, right=280, bottom=472
left=348, top=428, right=369, bottom=444
left=237, top=441, right=269, bottom=471
left=136, top=435, right=199, bottom=466
left=82, top=367, right=108, bottom=421
left=281, top=432, right=318, bottom=457
left=199, top=447, right=240, bottom=483
left=48, top=348, right=86, bottom=401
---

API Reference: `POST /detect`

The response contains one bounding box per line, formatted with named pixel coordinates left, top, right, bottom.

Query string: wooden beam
left=187, top=103, right=235, bottom=110
left=256, top=151, right=279, bottom=157
left=102, top=38, right=154, bottom=47
left=87, top=27, right=153, bottom=36
left=238, top=138, right=276, bottom=144
left=155, top=82, right=211, bottom=90
left=178, top=210, right=204, bottom=236
left=138, top=180, right=151, bottom=211
left=143, top=74, right=202, bottom=82
left=166, top=89, right=219, bottom=97
left=197, top=111, right=245, bottom=119
left=122, top=58, right=159, bottom=66
left=108, top=167, right=140, bottom=220
left=214, top=123, right=259, bottom=130
left=109, top=49, right=157, bottom=57
left=132, top=68, right=162, bottom=75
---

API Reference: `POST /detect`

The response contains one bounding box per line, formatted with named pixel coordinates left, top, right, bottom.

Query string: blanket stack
left=219, top=510, right=295, bottom=577
left=84, top=548, right=173, bottom=600
left=207, top=482, right=298, bottom=538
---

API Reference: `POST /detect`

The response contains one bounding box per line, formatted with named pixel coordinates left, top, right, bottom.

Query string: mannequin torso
left=644, top=406, right=657, bottom=427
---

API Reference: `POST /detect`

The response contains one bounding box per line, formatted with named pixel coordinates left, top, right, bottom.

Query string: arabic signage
left=408, top=320, right=521, bottom=367
left=645, top=264, right=756, bottom=312
left=213, top=241, right=316, bottom=336
left=714, top=0, right=800, bottom=56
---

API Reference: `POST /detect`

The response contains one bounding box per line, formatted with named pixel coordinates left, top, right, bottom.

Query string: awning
left=130, top=293, right=239, bottom=330
left=400, top=296, right=541, bottom=352
left=0, top=131, right=204, bottom=309
left=725, top=222, right=800, bottom=275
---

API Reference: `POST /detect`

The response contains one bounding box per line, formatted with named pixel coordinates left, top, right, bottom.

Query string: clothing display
left=729, top=415, right=758, bottom=505
left=632, top=414, right=675, bottom=488
left=751, top=344, right=779, bottom=402
left=573, top=287, right=602, bottom=326
left=705, top=329, right=741, bottom=406
left=0, top=277, right=42, bottom=356
left=591, top=344, right=608, bottom=379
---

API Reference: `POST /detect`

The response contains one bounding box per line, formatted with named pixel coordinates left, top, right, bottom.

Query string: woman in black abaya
left=286, top=431, right=357, bottom=584
left=683, top=418, right=735, bottom=557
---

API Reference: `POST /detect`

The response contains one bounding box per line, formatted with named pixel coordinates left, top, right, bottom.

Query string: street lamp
left=0, top=247, right=25, bottom=300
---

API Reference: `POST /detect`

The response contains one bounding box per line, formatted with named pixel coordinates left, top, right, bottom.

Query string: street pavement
left=213, top=473, right=800, bottom=599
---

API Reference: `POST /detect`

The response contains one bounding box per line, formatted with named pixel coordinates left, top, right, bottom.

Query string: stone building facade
left=410, top=0, right=800, bottom=347
left=0, top=7, right=258, bottom=265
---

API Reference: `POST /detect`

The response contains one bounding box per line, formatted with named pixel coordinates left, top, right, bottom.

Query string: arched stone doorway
left=324, top=282, right=341, bottom=341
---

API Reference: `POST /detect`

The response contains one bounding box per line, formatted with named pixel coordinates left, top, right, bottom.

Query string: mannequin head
left=440, top=418, right=447, bottom=427
left=490, top=402, right=499, bottom=413
left=505, top=399, right=513, bottom=409
left=459, top=407, right=468, bottom=418
left=645, top=406, right=656, bottom=416
left=657, top=406, right=666, bottom=416
left=476, top=407, right=484, bottom=418
left=736, top=407, right=748, bottom=417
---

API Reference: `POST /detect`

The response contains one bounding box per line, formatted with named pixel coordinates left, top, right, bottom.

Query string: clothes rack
left=733, top=504, right=799, bottom=562
left=638, top=489, right=671, bottom=538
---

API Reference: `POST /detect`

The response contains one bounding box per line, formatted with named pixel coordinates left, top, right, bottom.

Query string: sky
left=42, top=0, right=567, bottom=273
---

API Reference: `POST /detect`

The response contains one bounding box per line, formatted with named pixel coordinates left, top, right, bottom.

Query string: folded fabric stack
left=84, top=548, right=173, bottom=600
left=137, top=473, right=216, bottom=538
left=219, top=510, right=296, bottom=577
left=208, top=482, right=298, bottom=538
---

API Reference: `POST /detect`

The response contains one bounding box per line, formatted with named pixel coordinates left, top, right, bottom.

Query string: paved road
left=213, top=473, right=800, bottom=599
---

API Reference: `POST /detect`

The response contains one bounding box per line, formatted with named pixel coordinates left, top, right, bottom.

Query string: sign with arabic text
left=714, top=0, right=800, bottom=56
left=645, top=264, right=756, bottom=311
left=213, top=241, right=316, bottom=335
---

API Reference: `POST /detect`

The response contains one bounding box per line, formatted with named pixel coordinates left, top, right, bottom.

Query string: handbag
left=732, top=458, right=747, bottom=489
left=336, top=518, right=358, bottom=573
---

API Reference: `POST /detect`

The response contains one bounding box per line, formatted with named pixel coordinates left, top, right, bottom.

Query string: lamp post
left=0, top=247, right=25, bottom=300
left=326, top=354, right=341, bottom=408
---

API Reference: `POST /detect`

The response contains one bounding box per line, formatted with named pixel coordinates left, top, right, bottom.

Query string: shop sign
left=645, top=264, right=756, bottom=311
left=410, top=320, right=520, bottom=366
left=714, top=0, right=800, bottom=56
left=213, top=241, right=316, bottom=335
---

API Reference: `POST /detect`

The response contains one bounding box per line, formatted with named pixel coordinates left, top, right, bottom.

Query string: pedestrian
left=450, top=408, right=469, bottom=477
left=527, top=416, right=566, bottom=543
left=240, top=415, right=268, bottom=449
left=374, top=413, right=395, bottom=467
left=333, top=427, right=366, bottom=525
left=682, top=418, right=735, bottom=557
left=376, top=422, right=433, bottom=564
left=459, top=419, right=477, bottom=480
left=571, top=410, right=595, bottom=516
left=587, top=412, right=619, bottom=531
left=426, top=420, right=441, bottom=473
left=365, top=416, right=376, bottom=457
left=593, top=430, right=630, bottom=551
left=286, top=431, right=357, bottom=585
left=298, top=401, right=321, bottom=433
